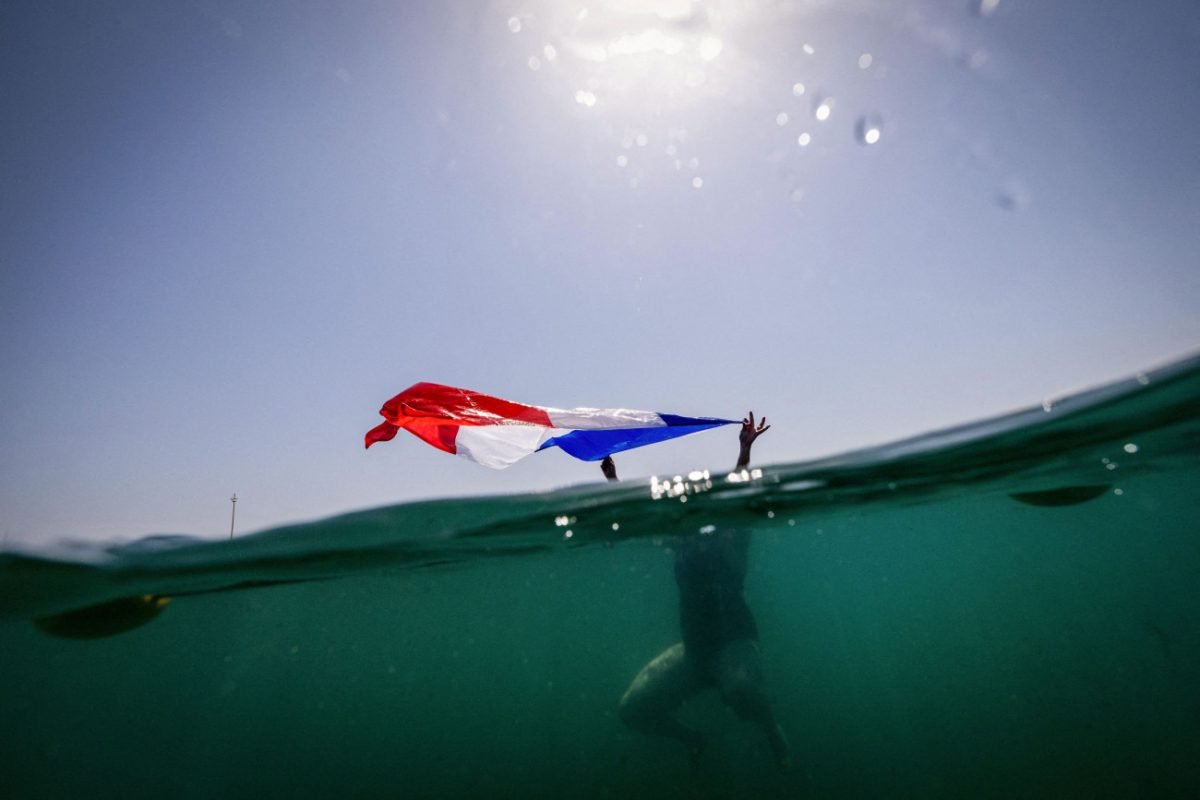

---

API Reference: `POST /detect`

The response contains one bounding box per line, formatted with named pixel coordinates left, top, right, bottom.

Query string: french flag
left=365, top=383, right=735, bottom=469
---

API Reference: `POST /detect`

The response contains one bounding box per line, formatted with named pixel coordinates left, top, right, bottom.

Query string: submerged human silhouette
left=603, top=412, right=790, bottom=767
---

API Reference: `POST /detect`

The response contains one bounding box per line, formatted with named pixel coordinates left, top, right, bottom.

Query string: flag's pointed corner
left=365, top=420, right=400, bottom=449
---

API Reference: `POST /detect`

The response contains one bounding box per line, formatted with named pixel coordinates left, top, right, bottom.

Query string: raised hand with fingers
left=737, top=411, right=769, bottom=469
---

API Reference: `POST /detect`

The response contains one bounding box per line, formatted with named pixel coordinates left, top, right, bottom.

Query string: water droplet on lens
left=856, top=113, right=883, bottom=145
left=797, top=132, right=811, bottom=147
left=813, top=95, right=833, bottom=122
left=692, top=177, right=704, bottom=189
left=995, top=178, right=1031, bottom=211
left=792, top=82, right=806, bottom=96
left=616, top=154, right=628, bottom=168
left=858, top=53, right=873, bottom=69
left=527, top=56, right=541, bottom=71
left=776, top=112, right=789, bottom=126
left=974, top=0, right=1000, bottom=17
left=698, top=36, right=723, bottom=61
left=507, top=17, right=522, bottom=33
left=960, top=49, right=989, bottom=70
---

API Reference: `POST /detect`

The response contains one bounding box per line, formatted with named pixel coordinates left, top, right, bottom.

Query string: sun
left=506, top=0, right=742, bottom=115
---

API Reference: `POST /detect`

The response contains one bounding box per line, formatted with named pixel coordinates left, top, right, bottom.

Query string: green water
left=2, top=357, right=1198, bottom=799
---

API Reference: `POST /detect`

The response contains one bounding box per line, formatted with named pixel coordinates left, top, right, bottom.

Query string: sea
left=2, top=355, right=1198, bottom=799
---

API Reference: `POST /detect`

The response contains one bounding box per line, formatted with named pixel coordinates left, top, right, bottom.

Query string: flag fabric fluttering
left=365, top=383, right=735, bottom=469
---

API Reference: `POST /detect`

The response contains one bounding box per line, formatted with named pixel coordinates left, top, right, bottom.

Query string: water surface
left=2, top=356, right=1198, bottom=798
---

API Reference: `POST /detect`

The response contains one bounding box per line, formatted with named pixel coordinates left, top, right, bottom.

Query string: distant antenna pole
left=229, top=493, right=238, bottom=539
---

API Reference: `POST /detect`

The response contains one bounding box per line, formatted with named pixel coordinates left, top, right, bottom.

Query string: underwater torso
left=673, top=530, right=758, bottom=671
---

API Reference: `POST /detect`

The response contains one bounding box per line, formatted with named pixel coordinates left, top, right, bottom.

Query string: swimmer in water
left=603, top=412, right=791, bottom=767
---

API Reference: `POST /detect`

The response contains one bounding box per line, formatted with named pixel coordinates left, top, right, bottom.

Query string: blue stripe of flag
left=537, top=415, right=735, bottom=461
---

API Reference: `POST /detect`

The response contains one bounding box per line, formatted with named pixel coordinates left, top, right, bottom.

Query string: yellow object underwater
left=34, top=594, right=170, bottom=639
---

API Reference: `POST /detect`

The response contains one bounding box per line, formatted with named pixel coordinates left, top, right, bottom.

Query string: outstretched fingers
left=743, top=411, right=769, bottom=432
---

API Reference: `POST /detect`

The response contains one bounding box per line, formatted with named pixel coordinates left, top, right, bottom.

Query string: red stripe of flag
left=379, top=383, right=553, bottom=427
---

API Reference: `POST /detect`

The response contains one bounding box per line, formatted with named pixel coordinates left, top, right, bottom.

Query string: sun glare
left=510, top=1, right=740, bottom=114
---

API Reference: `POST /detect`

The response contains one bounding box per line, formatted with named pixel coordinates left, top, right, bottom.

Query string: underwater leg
left=716, top=639, right=791, bottom=768
left=619, top=642, right=708, bottom=754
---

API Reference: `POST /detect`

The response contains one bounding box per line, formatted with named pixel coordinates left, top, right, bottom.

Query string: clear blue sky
left=2, top=0, right=1197, bottom=545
